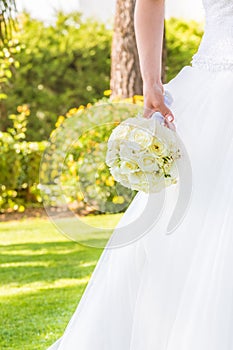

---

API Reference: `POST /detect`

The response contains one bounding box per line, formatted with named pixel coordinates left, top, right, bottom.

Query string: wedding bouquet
left=105, top=91, right=182, bottom=193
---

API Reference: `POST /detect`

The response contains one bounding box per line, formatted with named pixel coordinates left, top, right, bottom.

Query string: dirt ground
left=0, top=206, right=100, bottom=222
left=0, top=208, right=48, bottom=222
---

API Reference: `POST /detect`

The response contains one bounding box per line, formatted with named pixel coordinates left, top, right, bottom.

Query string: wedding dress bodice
left=191, top=0, right=233, bottom=71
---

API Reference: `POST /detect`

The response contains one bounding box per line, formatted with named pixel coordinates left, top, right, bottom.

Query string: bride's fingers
left=164, top=118, right=176, bottom=131
left=143, top=106, right=155, bottom=119
left=161, top=107, right=175, bottom=122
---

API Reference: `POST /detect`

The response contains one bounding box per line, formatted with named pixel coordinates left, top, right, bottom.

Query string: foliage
left=0, top=0, right=16, bottom=45
left=0, top=105, right=47, bottom=212
left=3, top=12, right=112, bottom=141
left=39, top=96, right=144, bottom=215
left=1, top=15, right=203, bottom=141
left=0, top=39, right=20, bottom=104
left=0, top=16, right=205, bottom=213
left=166, top=17, right=204, bottom=81
left=0, top=95, right=143, bottom=214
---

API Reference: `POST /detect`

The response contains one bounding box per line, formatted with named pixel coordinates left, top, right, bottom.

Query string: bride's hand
left=143, top=82, right=176, bottom=130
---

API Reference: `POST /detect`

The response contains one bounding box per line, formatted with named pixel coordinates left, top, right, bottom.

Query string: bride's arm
left=134, top=0, right=174, bottom=122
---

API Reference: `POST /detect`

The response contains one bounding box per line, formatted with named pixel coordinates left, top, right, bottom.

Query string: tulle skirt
left=47, top=65, right=233, bottom=350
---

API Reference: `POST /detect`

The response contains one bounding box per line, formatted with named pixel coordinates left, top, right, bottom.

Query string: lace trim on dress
left=191, top=53, right=233, bottom=72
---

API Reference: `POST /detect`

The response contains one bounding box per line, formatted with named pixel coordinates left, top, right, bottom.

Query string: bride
left=47, top=0, right=233, bottom=349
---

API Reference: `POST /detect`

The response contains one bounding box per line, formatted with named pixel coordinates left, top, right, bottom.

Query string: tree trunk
left=161, top=20, right=167, bottom=83
left=110, top=0, right=142, bottom=98
left=110, top=0, right=167, bottom=98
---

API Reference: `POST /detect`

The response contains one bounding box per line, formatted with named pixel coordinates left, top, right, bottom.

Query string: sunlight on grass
left=0, top=213, right=121, bottom=350
left=0, top=277, right=90, bottom=297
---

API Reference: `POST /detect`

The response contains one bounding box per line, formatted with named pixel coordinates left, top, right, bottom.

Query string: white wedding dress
left=47, top=1, right=233, bottom=349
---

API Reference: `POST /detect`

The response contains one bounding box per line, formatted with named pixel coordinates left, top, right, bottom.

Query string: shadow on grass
left=0, top=240, right=104, bottom=350
left=0, top=240, right=103, bottom=286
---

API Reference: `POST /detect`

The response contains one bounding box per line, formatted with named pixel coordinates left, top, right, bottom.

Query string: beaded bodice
left=191, top=0, right=233, bottom=71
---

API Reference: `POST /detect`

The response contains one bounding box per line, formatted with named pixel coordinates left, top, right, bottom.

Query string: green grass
left=0, top=214, right=122, bottom=350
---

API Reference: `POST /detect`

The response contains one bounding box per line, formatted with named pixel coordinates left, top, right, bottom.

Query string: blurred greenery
left=0, top=14, right=204, bottom=213
left=166, top=18, right=203, bottom=81
left=1, top=13, right=203, bottom=141
left=3, top=12, right=112, bottom=140
left=0, top=104, right=47, bottom=212
left=0, top=0, right=16, bottom=44
left=0, top=214, right=122, bottom=349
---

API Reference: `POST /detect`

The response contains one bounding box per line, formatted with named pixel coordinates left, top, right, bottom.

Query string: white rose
left=138, top=153, right=159, bottom=173
left=119, top=141, right=141, bottom=161
left=128, top=170, right=146, bottom=184
left=106, top=147, right=119, bottom=167
left=128, top=128, right=153, bottom=148
left=113, top=125, right=131, bottom=140
left=110, top=166, right=128, bottom=182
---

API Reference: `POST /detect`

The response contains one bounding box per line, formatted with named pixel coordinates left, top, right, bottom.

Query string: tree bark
left=110, top=0, right=142, bottom=98
left=161, top=20, right=167, bottom=83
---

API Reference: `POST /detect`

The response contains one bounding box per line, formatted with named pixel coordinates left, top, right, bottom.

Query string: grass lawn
left=0, top=214, right=122, bottom=350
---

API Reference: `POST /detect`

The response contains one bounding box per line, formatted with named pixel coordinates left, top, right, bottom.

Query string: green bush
left=1, top=15, right=203, bottom=141
left=166, top=17, right=204, bottom=81
left=0, top=106, right=47, bottom=212
left=0, top=16, right=205, bottom=213
left=3, top=12, right=112, bottom=141
left=0, top=97, right=143, bottom=214
left=39, top=98, right=145, bottom=215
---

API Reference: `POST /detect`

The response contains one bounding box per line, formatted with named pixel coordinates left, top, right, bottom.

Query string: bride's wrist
left=143, top=76, right=163, bottom=87
left=143, top=79, right=164, bottom=93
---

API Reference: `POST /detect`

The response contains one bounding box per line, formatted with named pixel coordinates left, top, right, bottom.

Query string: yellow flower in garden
left=17, top=104, right=30, bottom=115
left=105, top=176, right=115, bottom=187
left=104, top=89, right=112, bottom=96
left=17, top=105, right=23, bottom=113
left=133, top=95, right=144, bottom=105
left=112, top=196, right=125, bottom=204
left=77, top=192, right=84, bottom=201
left=66, top=108, right=79, bottom=118
left=133, top=95, right=144, bottom=102
left=55, top=115, right=65, bottom=128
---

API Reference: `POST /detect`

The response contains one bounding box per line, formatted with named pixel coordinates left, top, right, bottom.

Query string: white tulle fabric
left=47, top=1, right=233, bottom=349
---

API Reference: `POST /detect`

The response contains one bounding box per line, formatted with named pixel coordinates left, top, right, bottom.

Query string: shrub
left=0, top=106, right=47, bottom=212
left=3, top=12, right=112, bottom=141
left=2, top=15, right=203, bottom=141
left=166, top=17, right=204, bottom=81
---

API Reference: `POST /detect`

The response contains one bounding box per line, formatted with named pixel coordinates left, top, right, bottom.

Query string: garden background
left=0, top=1, right=204, bottom=349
